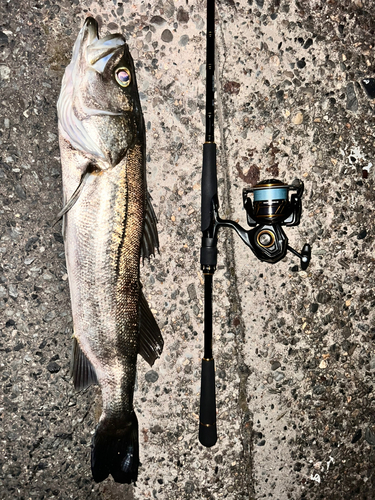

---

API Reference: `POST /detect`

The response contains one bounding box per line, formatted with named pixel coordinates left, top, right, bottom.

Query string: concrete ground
left=0, top=0, right=374, bottom=498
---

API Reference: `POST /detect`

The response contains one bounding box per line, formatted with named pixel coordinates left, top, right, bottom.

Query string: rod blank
left=199, top=0, right=218, bottom=448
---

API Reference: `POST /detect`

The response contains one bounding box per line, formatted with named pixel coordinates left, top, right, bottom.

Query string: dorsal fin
left=138, top=292, right=163, bottom=366
left=141, top=192, right=159, bottom=259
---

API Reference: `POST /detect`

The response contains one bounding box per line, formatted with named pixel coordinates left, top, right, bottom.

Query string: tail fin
left=91, top=411, right=139, bottom=484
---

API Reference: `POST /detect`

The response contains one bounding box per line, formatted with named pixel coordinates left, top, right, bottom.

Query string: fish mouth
left=82, top=17, right=126, bottom=74
left=84, top=16, right=99, bottom=45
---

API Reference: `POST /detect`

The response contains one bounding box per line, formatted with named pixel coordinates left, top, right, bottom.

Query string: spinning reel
left=206, top=178, right=311, bottom=271
left=242, top=178, right=311, bottom=269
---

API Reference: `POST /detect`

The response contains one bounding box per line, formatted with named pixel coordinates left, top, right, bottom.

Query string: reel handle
left=287, top=243, right=311, bottom=270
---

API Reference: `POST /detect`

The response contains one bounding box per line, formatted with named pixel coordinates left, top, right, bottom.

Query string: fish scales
left=66, top=150, right=142, bottom=409
left=56, top=17, right=163, bottom=484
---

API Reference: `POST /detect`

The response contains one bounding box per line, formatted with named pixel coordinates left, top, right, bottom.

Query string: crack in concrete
left=215, top=14, right=255, bottom=500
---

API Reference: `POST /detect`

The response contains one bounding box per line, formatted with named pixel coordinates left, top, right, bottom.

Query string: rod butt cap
left=199, top=423, right=217, bottom=448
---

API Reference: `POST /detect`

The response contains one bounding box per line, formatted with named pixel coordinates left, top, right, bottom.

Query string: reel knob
left=300, top=243, right=311, bottom=270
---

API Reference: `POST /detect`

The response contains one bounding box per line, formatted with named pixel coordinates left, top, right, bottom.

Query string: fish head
left=58, top=17, right=144, bottom=168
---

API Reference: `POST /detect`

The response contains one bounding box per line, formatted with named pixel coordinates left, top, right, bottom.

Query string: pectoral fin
left=71, top=337, right=98, bottom=390
left=138, top=292, right=163, bottom=366
left=53, top=168, right=92, bottom=227
left=141, top=192, right=159, bottom=259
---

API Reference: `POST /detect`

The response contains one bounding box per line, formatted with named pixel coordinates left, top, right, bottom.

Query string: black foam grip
left=201, top=143, right=217, bottom=233
left=199, top=358, right=217, bottom=447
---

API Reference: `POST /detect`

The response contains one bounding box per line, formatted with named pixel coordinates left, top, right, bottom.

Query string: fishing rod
left=199, top=0, right=311, bottom=448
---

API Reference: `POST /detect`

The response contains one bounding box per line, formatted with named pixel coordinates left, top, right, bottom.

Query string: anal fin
left=71, top=337, right=98, bottom=390
left=139, top=292, right=163, bottom=366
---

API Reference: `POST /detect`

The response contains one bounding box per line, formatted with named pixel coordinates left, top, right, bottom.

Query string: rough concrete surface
left=0, top=0, right=374, bottom=499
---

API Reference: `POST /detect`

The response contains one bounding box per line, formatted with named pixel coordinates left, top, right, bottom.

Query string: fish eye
left=115, top=67, right=131, bottom=87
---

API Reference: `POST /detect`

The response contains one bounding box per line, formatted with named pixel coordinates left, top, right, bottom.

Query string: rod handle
left=199, top=358, right=217, bottom=447
left=201, top=142, right=218, bottom=233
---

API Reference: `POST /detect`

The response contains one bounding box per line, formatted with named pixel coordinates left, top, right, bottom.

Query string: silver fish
left=56, top=17, right=163, bottom=484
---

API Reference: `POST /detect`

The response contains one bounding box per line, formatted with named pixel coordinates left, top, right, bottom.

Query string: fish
left=56, top=17, right=163, bottom=484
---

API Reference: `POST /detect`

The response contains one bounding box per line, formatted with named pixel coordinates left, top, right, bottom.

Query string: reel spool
left=243, top=178, right=303, bottom=227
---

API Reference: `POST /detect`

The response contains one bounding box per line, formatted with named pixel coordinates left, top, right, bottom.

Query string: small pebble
left=161, top=29, right=173, bottom=43
left=8, top=284, right=18, bottom=299
left=107, top=22, right=119, bottom=31
left=292, top=112, right=304, bottom=124
left=357, top=229, right=367, bottom=240
left=145, top=370, right=159, bottom=383
left=269, top=55, right=280, bottom=66
left=192, top=14, right=204, bottom=30
left=187, top=283, right=197, bottom=300
left=365, top=427, right=375, bottom=446
left=0, top=31, right=9, bottom=45
left=273, top=371, right=285, bottom=382
left=346, top=82, right=358, bottom=112
left=179, top=35, right=189, bottom=47
left=150, top=425, right=163, bottom=434
left=150, top=16, right=166, bottom=26
left=177, top=7, right=189, bottom=23
left=0, top=65, right=10, bottom=80
left=185, top=481, right=195, bottom=493
left=14, top=342, right=24, bottom=352
left=351, top=429, right=362, bottom=444
left=224, top=81, right=241, bottom=94
left=310, top=303, right=319, bottom=313
left=43, top=311, right=56, bottom=322
left=47, top=361, right=61, bottom=373
left=317, top=291, right=331, bottom=304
